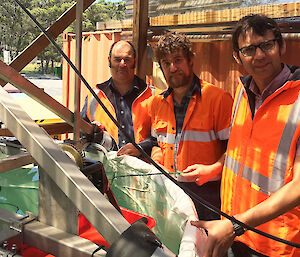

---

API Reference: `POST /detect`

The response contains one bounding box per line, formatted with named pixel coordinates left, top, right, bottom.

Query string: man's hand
left=180, top=164, right=217, bottom=186
left=117, top=143, right=141, bottom=157
left=191, top=219, right=235, bottom=257
left=92, top=120, right=105, bottom=131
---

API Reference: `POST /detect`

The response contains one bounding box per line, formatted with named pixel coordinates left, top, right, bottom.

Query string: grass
left=21, top=63, right=41, bottom=74
left=21, top=62, right=62, bottom=75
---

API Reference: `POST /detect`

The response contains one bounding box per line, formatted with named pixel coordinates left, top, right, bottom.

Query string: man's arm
left=117, top=136, right=158, bottom=157
left=192, top=155, right=300, bottom=257
left=180, top=154, right=225, bottom=185
left=80, top=95, right=91, bottom=123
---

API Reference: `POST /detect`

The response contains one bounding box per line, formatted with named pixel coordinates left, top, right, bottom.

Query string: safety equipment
left=222, top=78, right=300, bottom=257
left=150, top=79, right=233, bottom=175
left=86, top=82, right=153, bottom=144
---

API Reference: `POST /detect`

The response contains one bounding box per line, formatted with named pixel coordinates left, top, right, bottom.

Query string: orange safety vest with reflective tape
left=150, top=78, right=233, bottom=174
left=86, top=84, right=153, bottom=144
left=222, top=77, right=300, bottom=257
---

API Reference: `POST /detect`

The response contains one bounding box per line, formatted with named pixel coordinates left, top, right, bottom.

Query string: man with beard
left=150, top=32, right=233, bottom=220
left=81, top=40, right=154, bottom=156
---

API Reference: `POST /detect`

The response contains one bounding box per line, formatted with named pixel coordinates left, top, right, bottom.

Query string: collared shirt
left=81, top=76, right=155, bottom=151
left=163, top=75, right=201, bottom=172
left=171, top=76, right=201, bottom=136
left=109, top=78, right=141, bottom=147
left=249, top=64, right=292, bottom=113
left=248, top=64, right=300, bottom=156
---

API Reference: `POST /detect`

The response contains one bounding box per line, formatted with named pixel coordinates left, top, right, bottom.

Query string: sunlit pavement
left=4, top=74, right=63, bottom=121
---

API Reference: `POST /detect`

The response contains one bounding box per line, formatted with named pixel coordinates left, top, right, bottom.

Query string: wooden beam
left=74, top=0, right=84, bottom=141
left=0, top=152, right=34, bottom=173
left=0, top=0, right=95, bottom=87
left=0, top=60, right=93, bottom=135
left=0, top=123, right=73, bottom=137
left=97, top=2, right=300, bottom=30
left=150, top=2, right=300, bottom=26
left=132, top=0, right=149, bottom=79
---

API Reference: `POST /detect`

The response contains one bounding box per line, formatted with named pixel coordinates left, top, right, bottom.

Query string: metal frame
left=0, top=0, right=156, bottom=255
left=0, top=80, right=130, bottom=255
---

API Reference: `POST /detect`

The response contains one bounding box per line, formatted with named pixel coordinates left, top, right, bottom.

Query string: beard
left=166, top=71, right=193, bottom=89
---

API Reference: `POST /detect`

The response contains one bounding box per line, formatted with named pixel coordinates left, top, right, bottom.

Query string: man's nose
left=120, top=59, right=126, bottom=65
left=254, top=47, right=266, bottom=58
left=169, top=62, right=177, bottom=72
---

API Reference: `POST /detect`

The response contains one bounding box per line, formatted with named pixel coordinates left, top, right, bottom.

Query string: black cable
left=91, top=245, right=107, bottom=257
left=14, top=0, right=300, bottom=249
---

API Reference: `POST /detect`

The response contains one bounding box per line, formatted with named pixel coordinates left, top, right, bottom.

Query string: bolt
left=11, top=244, right=16, bottom=253
left=2, top=241, right=7, bottom=249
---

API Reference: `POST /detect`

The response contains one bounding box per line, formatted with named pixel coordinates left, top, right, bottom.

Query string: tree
left=30, top=0, right=74, bottom=73
left=241, top=0, right=280, bottom=7
left=0, top=1, right=35, bottom=60
left=0, top=0, right=125, bottom=73
left=69, top=0, right=126, bottom=32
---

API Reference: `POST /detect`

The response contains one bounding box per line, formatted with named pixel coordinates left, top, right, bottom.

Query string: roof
left=125, top=0, right=242, bottom=18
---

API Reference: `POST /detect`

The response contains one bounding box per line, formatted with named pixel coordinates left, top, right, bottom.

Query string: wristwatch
left=231, top=220, right=246, bottom=237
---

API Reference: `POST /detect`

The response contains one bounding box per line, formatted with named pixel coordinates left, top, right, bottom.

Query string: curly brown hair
left=155, top=32, right=194, bottom=63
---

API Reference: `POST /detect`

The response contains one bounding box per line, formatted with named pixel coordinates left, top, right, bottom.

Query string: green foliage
left=0, top=1, right=36, bottom=59
left=69, top=0, right=126, bottom=32
left=0, top=0, right=125, bottom=73
left=241, top=0, right=280, bottom=7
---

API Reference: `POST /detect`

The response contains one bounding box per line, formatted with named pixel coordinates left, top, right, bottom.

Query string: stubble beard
left=168, top=72, right=191, bottom=89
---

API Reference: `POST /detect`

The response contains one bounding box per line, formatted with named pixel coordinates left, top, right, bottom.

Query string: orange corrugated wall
left=63, top=36, right=300, bottom=108
left=192, top=39, right=300, bottom=97
left=62, top=31, right=121, bottom=112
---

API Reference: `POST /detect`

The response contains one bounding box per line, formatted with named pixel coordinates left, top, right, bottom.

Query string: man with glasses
left=189, top=14, right=300, bottom=257
left=150, top=32, right=233, bottom=220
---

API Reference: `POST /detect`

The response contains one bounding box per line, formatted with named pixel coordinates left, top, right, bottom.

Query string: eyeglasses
left=238, top=39, right=278, bottom=57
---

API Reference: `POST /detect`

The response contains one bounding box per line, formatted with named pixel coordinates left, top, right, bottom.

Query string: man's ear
left=280, top=39, right=286, bottom=57
left=233, top=51, right=242, bottom=65
left=188, top=55, right=194, bottom=68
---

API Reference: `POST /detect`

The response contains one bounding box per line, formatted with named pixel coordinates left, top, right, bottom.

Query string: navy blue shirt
left=81, top=76, right=156, bottom=154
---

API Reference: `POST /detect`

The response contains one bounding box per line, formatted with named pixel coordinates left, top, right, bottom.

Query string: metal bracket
left=0, top=208, right=37, bottom=242
left=8, top=212, right=37, bottom=235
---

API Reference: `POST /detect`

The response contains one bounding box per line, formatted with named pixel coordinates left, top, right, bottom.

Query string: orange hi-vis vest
left=222, top=77, right=300, bottom=257
left=86, top=84, right=153, bottom=144
left=150, top=78, right=233, bottom=174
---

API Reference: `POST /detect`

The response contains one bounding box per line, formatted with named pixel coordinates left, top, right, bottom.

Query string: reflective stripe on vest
left=230, top=86, right=244, bottom=128
left=151, top=129, right=224, bottom=144
left=89, top=89, right=100, bottom=121
left=225, top=93, right=300, bottom=195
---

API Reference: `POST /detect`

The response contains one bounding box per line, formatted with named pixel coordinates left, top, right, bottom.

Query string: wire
left=91, top=245, right=107, bottom=256
left=14, top=0, right=300, bottom=249
left=112, top=172, right=180, bottom=179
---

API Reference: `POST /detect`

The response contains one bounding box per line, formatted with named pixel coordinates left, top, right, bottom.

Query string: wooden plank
left=150, top=2, right=300, bottom=26
left=97, top=20, right=132, bottom=30
left=74, top=0, right=84, bottom=141
left=0, top=0, right=95, bottom=87
left=132, top=0, right=149, bottom=80
left=0, top=152, right=34, bottom=173
left=0, top=60, right=93, bottom=135
left=97, top=2, right=300, bottom=30
left=0, top=123, right=73, bottom=137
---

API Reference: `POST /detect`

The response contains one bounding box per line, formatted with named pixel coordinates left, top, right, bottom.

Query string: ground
left=4, top=74, right=63, bottom=121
